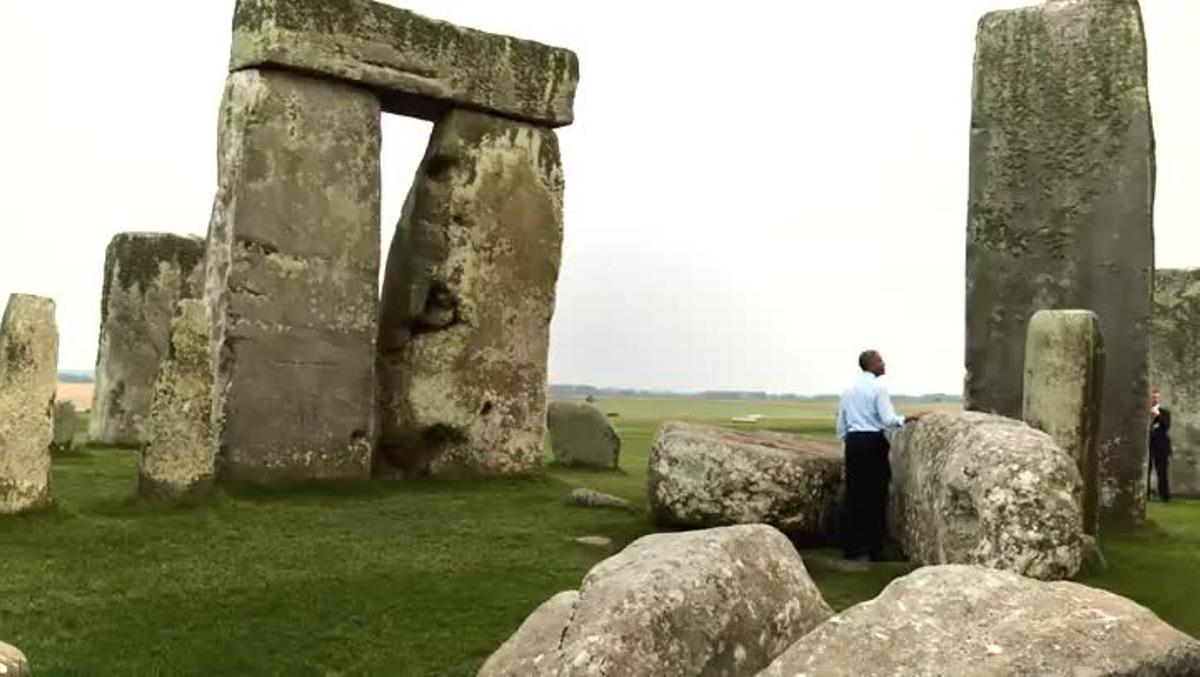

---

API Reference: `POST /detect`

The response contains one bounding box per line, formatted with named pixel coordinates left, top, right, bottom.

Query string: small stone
left=548, top=401, right=621, bottom=469
left=0, top=641, right=30, bottom=677
left=0, top=294, right=58, bottom=514
left=568, top=488, right=629, bottom=509
left=574, top=536, right=612, bottom=548
left=51, top=400, right=78, bottom=453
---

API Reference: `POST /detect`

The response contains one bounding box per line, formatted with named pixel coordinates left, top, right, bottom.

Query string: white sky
left=1, top=1, right=1196, bottom=394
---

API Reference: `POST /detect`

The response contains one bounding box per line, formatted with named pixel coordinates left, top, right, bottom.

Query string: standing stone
left=376, top=109, right=563, bottom=477
left=90, top=233, right=205, bottom=446
left=547, top=401, right=621, bottom=469
left=51, top=400, right=78, bottom=453
left=206, top=69, right=380, bottom=483
left=1151, top=268, right=1200, bottom=496
left=1023, top=309, right=1105, bottom=535
left=0, top=295, right=58, bottom=514
left=140, top=300, right=215, bottom=503
left=228, top=0, right=579, bottom=127
left=889, top=412, right=1084, bottom=580
left=0, top=641, right=30, bottom=677
left=965, top=0, right=1155, bottom=527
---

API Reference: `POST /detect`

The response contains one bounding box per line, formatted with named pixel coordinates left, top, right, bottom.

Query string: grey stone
left=567, top=488, right=629, bottom=509
left=0, top=294, right=58, bottom=514
left=548, top=401, right=621, bottom=469
left=573, top=536, right=612, bottom=548
left=1023, top=309, right=1105, bottom=535
left=51, top=400, right=78, bottom=453
left=206, top=68, right=380, bottom=483
left=479, top=525, right=832, bottom=677
left=964, top=0, right=1155, bottom=528
left=1150, top=268, right=1200, bottom=496
left=376, top=109, right=563, bottom=478
left=0, top=641, right=30, bottom=677
left=761, top=565, right=1200, bottom=676
left=229, top=0, right=578, bottom=127
left=888, top=411, right=1084, bottom=580
left=140, top=301, right=215, bottom=503
left=648, top=422, right=842, bottom=542
left=90, top=233, right=205, bottom=446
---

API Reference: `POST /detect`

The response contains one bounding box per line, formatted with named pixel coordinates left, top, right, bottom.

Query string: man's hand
left=904, top=412, right=929, bottom=424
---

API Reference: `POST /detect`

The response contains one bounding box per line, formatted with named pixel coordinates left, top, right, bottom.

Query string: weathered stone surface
left=90, top=233, right=205, bottom=446
left=480, top=525, right=832, bottom=676
left=0, top=295, right=58, bottom=514
left=0, top=641, right=30, bottom=677
left=1023, top=309, right=1105, bottom=535
left=964, top=0, right=1155, bottom=528
left=52, top=400, right=78, bottom=452
left=567, top=488, right=629, bottom=509
left=574, top=536, right=612, bottom=548
left=229, top=0, right=578, bottom=127
left=1151, top=268, right=1200, bottom=496
left=648, top=422, right=842, bottom=541
left=206, top=69, right=379, bottom=483
left=888, top=411, right=1084, bottom=580
left=548, top=401, right=621, bottom=469
left=761, top=565, right=1200, bottom=676
left=140, top=300, right=215, bottom=503
left=376, top=109, right=563, bottom=478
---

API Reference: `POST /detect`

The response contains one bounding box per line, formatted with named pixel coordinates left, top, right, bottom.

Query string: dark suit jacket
left=1150, top=407, right=1172, bottom=457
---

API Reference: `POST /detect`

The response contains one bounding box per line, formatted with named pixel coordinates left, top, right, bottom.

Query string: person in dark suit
left=1149, top=388, right=1172, bottom=503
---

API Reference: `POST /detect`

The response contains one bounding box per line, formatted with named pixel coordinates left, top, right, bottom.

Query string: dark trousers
left=1150, top=453, right=1171, bottom=502
left=841, top=431, right=891, bottom=558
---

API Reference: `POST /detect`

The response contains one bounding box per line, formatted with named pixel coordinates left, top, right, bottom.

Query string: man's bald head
left=859, top=350, right=885, bottom=376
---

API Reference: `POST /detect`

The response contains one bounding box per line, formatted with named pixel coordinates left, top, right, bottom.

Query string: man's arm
left=836, top=401, right=848, bottom=441
left=1161, top=408, right=1171, bottom=434
left=875, top=384, right=908, bottom=428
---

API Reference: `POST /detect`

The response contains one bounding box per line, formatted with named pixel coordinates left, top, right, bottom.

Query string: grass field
left=0, top=398, right=1196, bottom=675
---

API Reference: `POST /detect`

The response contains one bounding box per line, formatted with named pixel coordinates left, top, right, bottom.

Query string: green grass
left=0, top=399, right=1196, bottom=675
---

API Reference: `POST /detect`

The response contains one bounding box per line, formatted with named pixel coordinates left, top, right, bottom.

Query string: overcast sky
left=1, top=1, right=1196, bottom=394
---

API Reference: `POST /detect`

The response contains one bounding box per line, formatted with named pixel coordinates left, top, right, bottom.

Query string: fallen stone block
left=888, top=411, right=1084, bottom=580
left=648, top=421, right=842, bottom=541
left=0, top=641, right=30, bottom=677
left=480, top=525, right=832, bottom=676
left=762, top=565, right=1200, bottom=676
left=567, top=488, right=629, bottom=509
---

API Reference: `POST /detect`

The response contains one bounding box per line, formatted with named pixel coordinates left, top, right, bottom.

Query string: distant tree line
left=549, top=384, right=960, bottom=403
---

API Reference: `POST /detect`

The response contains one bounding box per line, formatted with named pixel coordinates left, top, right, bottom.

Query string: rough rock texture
left=648, top=422, right=842, bottom=542
left=548, top=401, right=621, bottom=469
left=888, top=412, right=1084, bottom=580
left=52, top=400, right=78, bottom=452
left=90, top=233, right=205, bottom=446
left=1023, top=309, right=1105, bottom=535
left=0, top=295, right=58, bottom=514
left=479, top=525, right=832, bottom=676
left=568, top=488, right=629, bottom=509
left=229, top=0, right=578, bottom=127
left=761, top=565, right=1200, bottom=676
left=376, top=109, right=563, bottom=478
left=140, top=300, right=215, bottom=503
left=964, top=0, right=1155, bottom=528
left=206, top=69, right=379, bottom=483
left=0, top=641, right=30, bottom=677
left=1151, top=268, right=1200, bottom=496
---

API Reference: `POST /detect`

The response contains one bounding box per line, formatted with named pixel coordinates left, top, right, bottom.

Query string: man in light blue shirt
left=836, top=350, right=922, bottom=561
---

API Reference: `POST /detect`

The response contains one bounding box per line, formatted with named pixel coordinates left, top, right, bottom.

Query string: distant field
left=54, top=382, right=93, bottom=410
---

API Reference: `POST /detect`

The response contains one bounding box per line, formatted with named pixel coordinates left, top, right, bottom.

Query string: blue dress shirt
left=836, top=371, right=907, bottom=440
